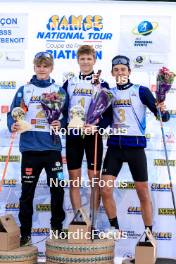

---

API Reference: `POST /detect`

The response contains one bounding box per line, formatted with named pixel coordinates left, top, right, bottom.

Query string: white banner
left=0, top=13, right=27, bottom=68
left=0, top=13, right=28, bottom=49
left=119, top=53, right=168, bottom=72
left=119, top=16, right=171, bottom=53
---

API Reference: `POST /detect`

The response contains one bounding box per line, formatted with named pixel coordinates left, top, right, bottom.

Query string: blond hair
left=33, top=57, right=53, bottom=66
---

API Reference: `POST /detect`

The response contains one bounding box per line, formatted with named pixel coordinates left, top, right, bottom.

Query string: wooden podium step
left=46, top=238, right=115, bottom=264
left=46, top=237, right=114, bottom=255
left=0, top=246, right=38, bottom=264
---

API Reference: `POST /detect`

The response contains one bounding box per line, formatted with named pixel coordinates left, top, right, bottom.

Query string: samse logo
left=46, top=15, right=103, bottom=31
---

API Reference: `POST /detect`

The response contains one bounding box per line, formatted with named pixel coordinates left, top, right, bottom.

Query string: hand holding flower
left=51, top=120, right=61, bottom=129
left=155, top=101, right=166, bottom=112
left=156, top=67, right=176, bottom=103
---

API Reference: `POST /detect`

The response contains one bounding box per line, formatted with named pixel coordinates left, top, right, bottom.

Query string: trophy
left=68, top=105, right=85, bottom=128
left=11, top=107, right=32, bottom=133
left=63, top=71, right=75, bottom=83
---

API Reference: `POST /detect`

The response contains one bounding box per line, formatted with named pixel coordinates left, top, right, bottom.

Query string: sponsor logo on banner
left=0, top=81, right=16, bottom=89
left=5, top=203, right=19, bottom=211
left=37, top=180, right=47, bottom=187
left=32, top=228, right=50, bottom=236
left=118, top=182, right=135, bottom=189
left=0, top=155, right=20, bottom=162
left=120, top=16, right=170, bottom=54
left=132, top=20, right=158, bottom=47
left=154, top=159, right=176, bottom=166
left=0, top=14, right=27, bottom=49
left=158, top=208, right=176, bottom=215
left=151, top=183, right=171, bottom=192
left=2, top=179, right=17, bottom=187
left=0, top=51, right=24, bottom=68
left=127, top=207, right=142, bottom=215
left=1, top=105, right=9, bottom=113
left=148, top=55, right=166, bottom=66
left=36, top=204, right=51, bottom=211
left=133, top=55, right=146, bottom=69
left=124, top=230, right=141, bottom=239
left=132, top=20, right=158, bottom=36
left=36, top=14, right=113, bottom=60
left=65, top=205, right=75, bottom=212
left=153, top=232, right=172, bottom=240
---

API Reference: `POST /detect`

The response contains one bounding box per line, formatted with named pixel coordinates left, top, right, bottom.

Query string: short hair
left=77, top=45, right=96, bottom=59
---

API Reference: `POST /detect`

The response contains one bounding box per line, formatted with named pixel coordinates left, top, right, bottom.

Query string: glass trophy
left=11, top=107, right=32, bottom=133
left=68, top=105, right=85, bottom=129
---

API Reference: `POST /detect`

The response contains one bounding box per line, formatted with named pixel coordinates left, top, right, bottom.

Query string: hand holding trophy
left=68, top=70, right=102, bottom=129
left=11, top=107, right=32, bottom=133
left=68, top=104, right=85, bottom=129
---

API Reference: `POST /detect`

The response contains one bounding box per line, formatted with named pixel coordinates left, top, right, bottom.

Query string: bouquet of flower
left=86, top=88, right=113, bottom=125
left=40, top=91, right=66, bottom=144
left=156, top=67, right=176, bottom=103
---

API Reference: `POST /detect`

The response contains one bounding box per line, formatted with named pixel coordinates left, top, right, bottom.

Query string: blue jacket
left=7, top=75, right=68, bottom=152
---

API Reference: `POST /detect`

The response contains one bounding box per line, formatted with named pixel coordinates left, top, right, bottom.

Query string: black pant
left=102, top=147, right=148, bottom=182
left=66, top=134, right=103, bottom=170
left=19, top=150, right=65, bottom=237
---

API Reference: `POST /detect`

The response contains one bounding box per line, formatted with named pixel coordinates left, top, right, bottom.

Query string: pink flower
left=156, top=67, right=176, bottom=102
left=157, top=67, right=176, bottom=84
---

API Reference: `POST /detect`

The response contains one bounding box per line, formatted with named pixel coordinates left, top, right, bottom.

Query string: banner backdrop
left=0, top=13, right=27, bottom=68
left=0, top=1, right=176, bottom=261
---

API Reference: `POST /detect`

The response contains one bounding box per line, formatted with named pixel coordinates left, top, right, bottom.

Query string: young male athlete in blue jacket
left=101, top=55, right=170, bottom=240
left=7, top=52, right=68, bottom=246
